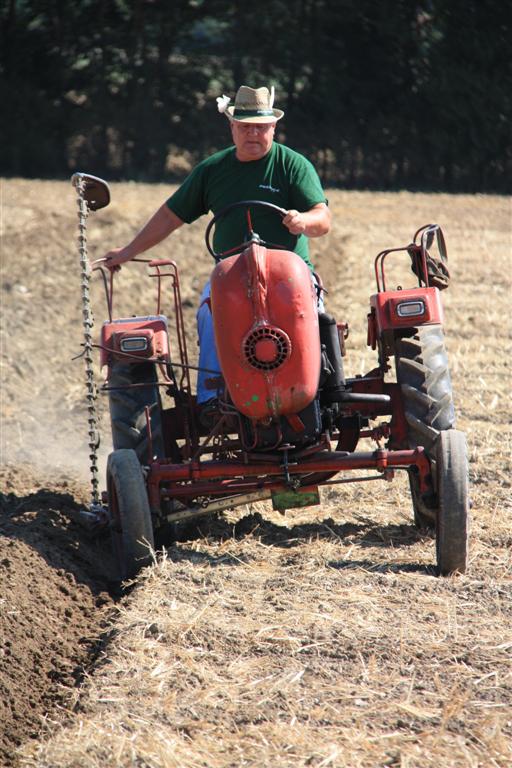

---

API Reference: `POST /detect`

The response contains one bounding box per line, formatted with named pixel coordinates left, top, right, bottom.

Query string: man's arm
left=282, top=202, right=331, bottom=237
left=104, top=204, right=184, bottom=270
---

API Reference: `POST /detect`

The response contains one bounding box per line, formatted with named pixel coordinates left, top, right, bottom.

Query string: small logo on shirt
left=259, top=183, right=280, bottom=193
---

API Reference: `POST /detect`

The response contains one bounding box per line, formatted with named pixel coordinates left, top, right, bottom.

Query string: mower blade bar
left=164, top=488, right=272, bottom=523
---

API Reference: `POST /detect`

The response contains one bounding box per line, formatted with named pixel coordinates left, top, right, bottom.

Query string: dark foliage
left=1, top=0, right=510, bottom=191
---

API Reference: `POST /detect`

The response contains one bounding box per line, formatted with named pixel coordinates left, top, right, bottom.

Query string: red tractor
left=72, top=174, right=469, bottom=579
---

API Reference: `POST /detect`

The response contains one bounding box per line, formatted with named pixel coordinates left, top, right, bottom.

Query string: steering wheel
left=204, top=199, right=298, bottom=261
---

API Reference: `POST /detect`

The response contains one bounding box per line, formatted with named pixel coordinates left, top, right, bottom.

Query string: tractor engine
left=210, top=242, right=323, bottom=448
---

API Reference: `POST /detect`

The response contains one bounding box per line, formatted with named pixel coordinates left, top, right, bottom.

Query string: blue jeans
left=196, top=282, right=221, bottom=404
left=196, top=276, right=325, bottom=404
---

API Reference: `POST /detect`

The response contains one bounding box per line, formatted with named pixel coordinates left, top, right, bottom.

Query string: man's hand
left=282, top=203, right=331, bottom=238
left=103, top=247, right=132, bottom=272
left=282, top=209, right=306, bottom=235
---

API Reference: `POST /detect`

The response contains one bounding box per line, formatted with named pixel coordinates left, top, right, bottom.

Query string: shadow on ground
left=167, top=511, right=435, bottom=574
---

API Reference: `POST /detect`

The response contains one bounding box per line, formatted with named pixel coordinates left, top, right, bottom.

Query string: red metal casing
left=100, top=315, right=170, bottom=367
left=210, top=243, right=321, bottom=421
left=370, top=286, right=444, bottom=336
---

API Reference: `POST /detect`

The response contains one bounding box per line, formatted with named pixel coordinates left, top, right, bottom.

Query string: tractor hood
left=210, top=242, right=321, bottom=422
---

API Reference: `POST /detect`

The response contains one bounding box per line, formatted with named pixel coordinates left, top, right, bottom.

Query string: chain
left=75, top=176, right=101, bottom=506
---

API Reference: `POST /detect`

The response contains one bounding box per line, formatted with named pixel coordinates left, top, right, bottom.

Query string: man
left=104, top=85, right=331, bottom=404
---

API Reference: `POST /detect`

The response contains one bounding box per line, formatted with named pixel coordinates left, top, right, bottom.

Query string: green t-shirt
left=166, top=142, right=326, bottom=269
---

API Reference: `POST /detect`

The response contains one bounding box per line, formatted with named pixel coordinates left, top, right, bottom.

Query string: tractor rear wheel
left=435, top=430, right=469, bottom=575
left=107, top=449, right=154, bottom=580
left=395, top=325, right=455, bottom=529
left=395, top=325, right=455, bottom=451
left=108, top=362, right=164, bottom=463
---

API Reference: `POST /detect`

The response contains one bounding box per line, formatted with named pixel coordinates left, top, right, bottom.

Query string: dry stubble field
left=1, top=178, right=511, bottom=767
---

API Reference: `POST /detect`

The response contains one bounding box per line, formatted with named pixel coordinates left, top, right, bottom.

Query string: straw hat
left=217, top=86, right=284, bottom=123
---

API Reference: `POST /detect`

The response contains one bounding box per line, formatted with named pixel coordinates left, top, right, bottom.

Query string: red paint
left=370, top=287, right=444, bottom=334
left=146, top=447, right=431, bottom=510
left=254, top=337, right=279, bottom=363
left=100, top=315, right=170, bottom=368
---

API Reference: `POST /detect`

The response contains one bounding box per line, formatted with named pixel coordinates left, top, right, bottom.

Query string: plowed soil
left=1, top=179, right=510, bottom=767
left=0, top=465, right=115, bottom=766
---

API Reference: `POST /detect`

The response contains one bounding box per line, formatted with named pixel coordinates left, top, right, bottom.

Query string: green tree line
left=1, top=0, right=510, bottom=191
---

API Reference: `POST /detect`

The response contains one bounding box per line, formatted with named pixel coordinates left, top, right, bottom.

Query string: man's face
left=230, top=121, right=276, bottom=161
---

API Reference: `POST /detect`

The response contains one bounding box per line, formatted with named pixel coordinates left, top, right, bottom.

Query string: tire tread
left=108, top=362, right=164, bottom=462
left=436, top=430, right=469, bottom=575
left=396, top=325, right=455, bottom=454
left=107, top=449, right=154, bottom=579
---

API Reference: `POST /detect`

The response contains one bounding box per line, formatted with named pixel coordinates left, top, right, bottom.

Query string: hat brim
left=226, top=107, right=284, bottom=123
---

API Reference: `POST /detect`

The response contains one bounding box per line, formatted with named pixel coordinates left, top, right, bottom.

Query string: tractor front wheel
left=107, top=449, right=154, bottom=580
left=436, top=430, right=469, bottom=576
